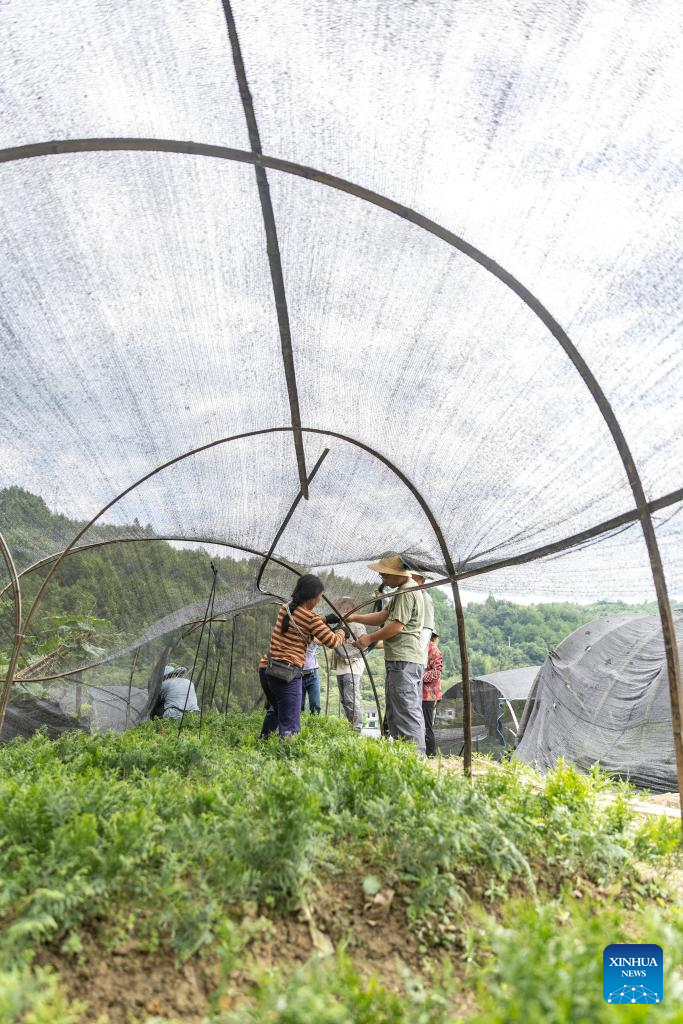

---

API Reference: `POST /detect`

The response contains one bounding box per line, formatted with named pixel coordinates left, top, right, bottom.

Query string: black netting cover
left=515, top=613, right=683, bottom=792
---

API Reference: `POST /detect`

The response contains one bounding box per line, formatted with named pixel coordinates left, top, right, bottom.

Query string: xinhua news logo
left=603, top=944, right=663, bottom=1004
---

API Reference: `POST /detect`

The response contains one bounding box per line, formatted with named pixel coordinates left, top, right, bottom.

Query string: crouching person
left=158, top=665, right=200, bottom=718
left=347, top=556, right=426, bottom=755
left=260, top=574, right=345, bottom=739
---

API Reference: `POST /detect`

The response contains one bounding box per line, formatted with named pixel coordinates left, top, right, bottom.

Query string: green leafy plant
left=213, top=951, right=459, bottom=1024
left=1, top=612, right=118, bottom=682
left=0, top=712, right=680, bottom=1020
left=469, top=901, right=683, bottom=1023
left=0, top=965, right=83, bottom=1024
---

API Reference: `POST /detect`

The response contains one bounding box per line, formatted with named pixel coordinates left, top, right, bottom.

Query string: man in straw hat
left=347, top=555, right=426, bottom=754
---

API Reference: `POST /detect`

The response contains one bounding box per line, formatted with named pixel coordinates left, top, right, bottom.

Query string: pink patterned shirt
left=422, top=642, right=444, bottom=701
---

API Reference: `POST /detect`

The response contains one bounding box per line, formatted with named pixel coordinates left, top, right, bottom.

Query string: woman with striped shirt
left=260, top=574, right=345, bottom=739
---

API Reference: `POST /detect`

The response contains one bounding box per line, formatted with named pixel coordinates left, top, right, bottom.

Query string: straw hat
left=367, top=555, right=413, bottom=577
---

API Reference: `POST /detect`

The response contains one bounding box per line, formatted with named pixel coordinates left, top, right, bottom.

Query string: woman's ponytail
left=281, top=574, right=325, bottom=633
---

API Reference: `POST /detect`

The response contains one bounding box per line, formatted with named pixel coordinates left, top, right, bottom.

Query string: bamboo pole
left=224, top=615, right=237, bottom=713
left=452, top=581, right=473, bottom=777
left=125, top=650, right=139, bottom=728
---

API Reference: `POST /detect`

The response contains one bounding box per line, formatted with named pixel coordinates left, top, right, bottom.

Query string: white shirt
left=335, top=622, right=367, bottom=677
left=160, top=677, right=200, bottom=717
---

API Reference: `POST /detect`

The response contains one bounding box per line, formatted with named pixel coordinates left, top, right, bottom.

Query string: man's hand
left=357, top=619, right=404, bottom=647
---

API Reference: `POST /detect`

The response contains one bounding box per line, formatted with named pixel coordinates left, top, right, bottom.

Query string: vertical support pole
left=208, top=642, right=224, bottom=711
left=0, top=531, right=22, bottom=739
left=638, top=517, right=683, bottom=836
left=179, top=563, right=217, bottom=737
left=224, top=614, right=237, bottom=713
left=125, top=650, right=139, bottom=728
left=198, top=589, right=218, bottom=739
left=452, top=580, right=473, bottom=777
left=74, top=674, right=83, bottom=720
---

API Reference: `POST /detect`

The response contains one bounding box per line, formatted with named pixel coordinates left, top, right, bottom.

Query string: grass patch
left=0, top=712, right=681, bottom=1021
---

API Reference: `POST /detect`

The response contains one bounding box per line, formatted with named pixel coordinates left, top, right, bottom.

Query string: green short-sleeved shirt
left=383, top=581, right=425, bottom=664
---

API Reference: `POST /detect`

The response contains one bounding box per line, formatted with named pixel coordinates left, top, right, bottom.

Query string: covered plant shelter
left=515, top=613, right=683, bottom=793
left=444, top=666, right=539, bottom=753
left=0, top=3, right=681, bottom=829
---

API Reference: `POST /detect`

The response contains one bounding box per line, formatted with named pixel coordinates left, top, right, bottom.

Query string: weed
left=212, top=951, right=461, bottom=1024
left=0, top=965, right=83, bottom=1024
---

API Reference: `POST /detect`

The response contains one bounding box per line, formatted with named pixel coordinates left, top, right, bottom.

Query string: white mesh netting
left=0, top=1, right=680, bottom=735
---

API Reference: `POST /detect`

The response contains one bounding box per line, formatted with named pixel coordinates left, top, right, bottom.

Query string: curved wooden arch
left=0, top=138, right=677, bottom=604
left=6, top=425, right=469, bottom=757
left=3, top=420, right=682, bottom=782
left=6, top=484, right=683, bottom=604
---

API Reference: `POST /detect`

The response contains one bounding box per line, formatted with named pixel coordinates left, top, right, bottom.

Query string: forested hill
left=0, top=486, right=659, bottom=684
left=431, top=589, right=658, bottom=679
left=0, top=485, right=156, bottom=569
left=0, top=486, right=261, bottom=635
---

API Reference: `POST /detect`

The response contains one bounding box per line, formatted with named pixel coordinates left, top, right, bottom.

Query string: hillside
left=430, top=590, right=659, bottom=681
left=0, top=486, right=662, bottom=701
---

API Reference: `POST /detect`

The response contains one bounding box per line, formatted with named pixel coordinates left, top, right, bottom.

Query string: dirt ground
left=37, top=940, right=215, bottom=1024
left=37, top=876, right=458, bottom=1024
left=35, top=766, right=679, bottom=1021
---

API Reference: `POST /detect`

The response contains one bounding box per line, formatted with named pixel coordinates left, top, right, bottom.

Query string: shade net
left=443, top=675, right=535, bottom=758
left=515, top=613, right=683, bottom=792
left=0, top=2, right=681, bottom=744
left=1, top=592, right=279, bottom=741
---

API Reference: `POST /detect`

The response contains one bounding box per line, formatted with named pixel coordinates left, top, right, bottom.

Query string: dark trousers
left=258, top=667, right=269, bottom=706
left=422, top=700, right=437, bottom=756
left=260, top=669, right=303, bottom=739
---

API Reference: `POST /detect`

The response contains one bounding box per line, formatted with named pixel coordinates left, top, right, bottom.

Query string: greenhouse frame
left=0, top=1, right=681, bottom=822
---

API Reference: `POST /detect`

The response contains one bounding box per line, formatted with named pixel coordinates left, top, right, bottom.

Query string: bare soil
left=36, top=876, right=459, bottom=1023
left=36, top=940, right=216, bottom=1024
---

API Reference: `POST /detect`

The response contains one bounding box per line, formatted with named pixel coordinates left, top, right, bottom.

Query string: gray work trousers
left=337, top=672, right=362, bottom=730
left=385, top=660, right=426, bottom=755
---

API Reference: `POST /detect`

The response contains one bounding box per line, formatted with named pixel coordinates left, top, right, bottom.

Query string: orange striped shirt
left=268, top=604, right=345, bottom=668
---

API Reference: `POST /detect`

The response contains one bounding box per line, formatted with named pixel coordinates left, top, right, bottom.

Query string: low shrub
left=0, top=965, right=82, bottom=1024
